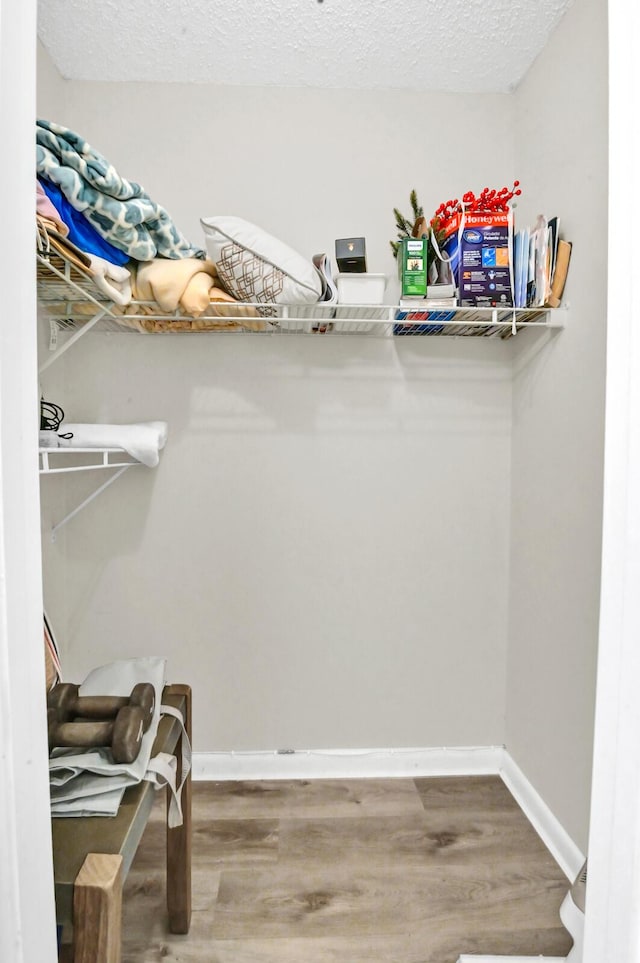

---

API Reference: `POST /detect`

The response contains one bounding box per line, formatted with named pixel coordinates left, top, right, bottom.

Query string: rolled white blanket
left=39, top=421, right=168, bottom=468
left=39, top=431, right=60, bottom=448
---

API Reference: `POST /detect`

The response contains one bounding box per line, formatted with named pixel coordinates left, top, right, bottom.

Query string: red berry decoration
left=431, top=180, right=522, bottom=225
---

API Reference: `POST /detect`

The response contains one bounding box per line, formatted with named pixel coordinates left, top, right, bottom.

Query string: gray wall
left=36, top=39, right=66, bottom=119
left=38, top=3, right=608, bottom=854
left=507, top=0, right=607, bottom=854
left=37, top=55, right=515, bottom=753
left=46, top=334, right=513, bottom=752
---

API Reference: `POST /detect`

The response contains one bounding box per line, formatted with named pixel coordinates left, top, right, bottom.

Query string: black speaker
left=335, top=237, right=367, bottom=273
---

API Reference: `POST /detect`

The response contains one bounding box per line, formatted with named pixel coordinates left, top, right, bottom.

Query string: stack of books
left=394, top=284, right=457, bottom=335
left=513, top=216, right=572, bottom=309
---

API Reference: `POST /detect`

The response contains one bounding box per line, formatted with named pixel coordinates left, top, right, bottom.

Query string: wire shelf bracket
left=39, top=448, right=141, bottom=540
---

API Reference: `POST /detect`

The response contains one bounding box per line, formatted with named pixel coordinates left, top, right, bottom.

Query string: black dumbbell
left=48, top=682, right=155, bottom=731
left=47, top=704, right=146, bottom=764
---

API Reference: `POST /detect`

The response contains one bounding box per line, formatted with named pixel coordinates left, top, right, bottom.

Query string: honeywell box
left=457, top=213, right=513, bottom=307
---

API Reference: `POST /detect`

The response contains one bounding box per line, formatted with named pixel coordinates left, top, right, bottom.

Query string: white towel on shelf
left=41, top=421, right=168, bottom=468
left=39, top=431, right=60, bottom=448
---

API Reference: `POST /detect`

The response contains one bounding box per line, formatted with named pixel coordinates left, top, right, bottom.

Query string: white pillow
left=201, top=216, right=322, bottom=307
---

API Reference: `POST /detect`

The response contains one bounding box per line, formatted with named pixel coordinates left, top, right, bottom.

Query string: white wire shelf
left=37, top=249, right=566, bottom=371
left=39, top=447, right=138, bottom=474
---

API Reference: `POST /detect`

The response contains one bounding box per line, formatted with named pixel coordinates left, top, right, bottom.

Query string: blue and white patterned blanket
left=36, top=120, right=205, bottom=261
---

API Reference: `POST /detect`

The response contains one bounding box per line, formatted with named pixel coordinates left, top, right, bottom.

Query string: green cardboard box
left=400, top=237, right=428, bottom=297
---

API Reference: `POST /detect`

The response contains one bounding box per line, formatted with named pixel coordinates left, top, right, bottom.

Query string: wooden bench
left=52, top=684, right=192, bottom=963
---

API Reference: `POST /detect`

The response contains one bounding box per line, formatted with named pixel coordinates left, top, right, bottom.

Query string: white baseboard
left=192, top=744, right=585, bottom=882
left=457, top=957, right=566, bottom=962
left=192, top=745, right=504, bottom=781
left=499, top=753, right=585, bottom=882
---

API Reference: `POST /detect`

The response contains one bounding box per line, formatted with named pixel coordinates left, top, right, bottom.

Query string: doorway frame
left=0, top=0, right=59, bottom=960
left=1, top=0, right=637, bottom=960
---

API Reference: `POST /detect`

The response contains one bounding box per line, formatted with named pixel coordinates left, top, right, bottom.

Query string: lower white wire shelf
left=38, top=447, right=138, bottom=474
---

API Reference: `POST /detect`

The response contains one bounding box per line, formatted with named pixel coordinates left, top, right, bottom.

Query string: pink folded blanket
left=37, top=180, right=68, bottom=236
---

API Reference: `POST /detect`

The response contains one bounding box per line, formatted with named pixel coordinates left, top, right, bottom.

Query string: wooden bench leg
left=166, top=683, right=192, bottom=934
left=73, top=853, right=123, bottom=963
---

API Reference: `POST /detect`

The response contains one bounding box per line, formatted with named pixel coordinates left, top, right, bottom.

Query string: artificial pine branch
left=410, top=190, right=423, bottom=221
left=393, top=208, right=413, bottom=236
left=391, top=190, right=424, bottom=258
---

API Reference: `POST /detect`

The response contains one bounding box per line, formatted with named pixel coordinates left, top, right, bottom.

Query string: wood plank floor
left=121, top=776, right=573, bottom=963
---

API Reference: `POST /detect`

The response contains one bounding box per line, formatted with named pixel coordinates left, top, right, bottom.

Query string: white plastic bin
left=336, top=273, right=387, bottom=305
left=335, top=274, right=388, bottom=332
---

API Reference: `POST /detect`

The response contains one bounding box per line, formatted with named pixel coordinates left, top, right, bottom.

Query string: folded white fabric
left=50, top=657, right=166, bottom=780
left=50, top=784, right=126, bottom=818
left=50, top=770, right=129, bottom=802
left=49, top=657, right=191, bottom=823
left=45, top=421, right=168, bottom=468
left=88, top=255, right=132, bottom=306
left=49, top=657, right=165, bottom=818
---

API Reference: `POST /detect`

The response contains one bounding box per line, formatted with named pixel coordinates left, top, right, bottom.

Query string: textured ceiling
left=38, top=0, right=574, bottom=93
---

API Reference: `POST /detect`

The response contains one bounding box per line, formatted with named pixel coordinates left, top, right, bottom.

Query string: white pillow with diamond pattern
left=201, top=216, right=322, bottom=306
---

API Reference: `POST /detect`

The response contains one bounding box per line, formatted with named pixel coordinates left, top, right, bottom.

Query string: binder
left=546, top=240, right=572, bottom=308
